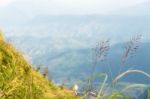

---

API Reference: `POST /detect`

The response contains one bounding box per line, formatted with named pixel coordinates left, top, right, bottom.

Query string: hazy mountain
left=3, top=15, right=150, bottom=86
left=4, top=15, right=150, bottom=43
left=6, top=35, right=150, bottom=85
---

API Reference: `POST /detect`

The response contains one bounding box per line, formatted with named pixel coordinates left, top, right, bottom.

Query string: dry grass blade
left=121, top=84, right=148, bottom=92
left=96, top=73, right=108, bottom=99
left=113, top=69, right=150, bottom=84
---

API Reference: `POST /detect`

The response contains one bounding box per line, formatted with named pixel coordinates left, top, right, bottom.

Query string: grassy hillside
left=0, top=33, right=78, bottom=99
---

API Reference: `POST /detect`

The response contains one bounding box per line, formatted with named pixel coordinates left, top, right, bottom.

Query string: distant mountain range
left=4, top=15, right=150, bottom=43
left=3, top=15, right=150, bottom=98
left=6, top=36, right=150, bottom=85
left=3, top=15, right=150, bottom=86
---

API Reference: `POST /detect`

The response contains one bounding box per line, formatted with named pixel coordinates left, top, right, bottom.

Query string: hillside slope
left=0, top=33, right=78, bottom=99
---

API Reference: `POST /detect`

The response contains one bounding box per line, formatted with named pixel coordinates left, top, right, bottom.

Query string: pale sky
left=0, top=0, right=14, bottom=7
left=0, top=0, right=149, bottom=16
left=0, top=0, right=150, bottom=45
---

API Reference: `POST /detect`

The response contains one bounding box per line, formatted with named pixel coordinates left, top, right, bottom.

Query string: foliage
left=1, top=31, right=149, bottom=99
left=0, top=33, right=78, bottom=99
left=148, top=88, right=150, bottom=99
left=85, top=34, right=150, bottom=99
left=106, top=92, right=131, bottom=99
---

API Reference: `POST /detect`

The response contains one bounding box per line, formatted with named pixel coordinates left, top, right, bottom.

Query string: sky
left=0, top=0, right=150, bottom=27
left=0, top=0, right=150, bottom=43
left=0, top=0, right=13, bottom=7
left=0, top=0, right=150, bottom=16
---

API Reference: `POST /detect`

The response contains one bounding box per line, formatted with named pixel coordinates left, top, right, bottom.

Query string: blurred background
left=0, top=0, right=150, bottom=86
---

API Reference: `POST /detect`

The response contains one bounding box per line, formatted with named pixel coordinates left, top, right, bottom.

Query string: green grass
left=106, top=92, right=131, bottom=99
left=148, top=88, right=150, bottom=99
left=0, top=33, right=79, bottom=99
left=0, top=32, right=149, bottom=99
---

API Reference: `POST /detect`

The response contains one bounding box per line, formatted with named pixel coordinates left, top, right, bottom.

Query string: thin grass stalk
left=88, top=40, right=110, bottom=90
left=121, top=84, right=147, bottom=92
left=113, top=69, right=150, bottom=84
left=106, top=61, right=113, bottom=83
left=96, top=73, right=108, bottom=99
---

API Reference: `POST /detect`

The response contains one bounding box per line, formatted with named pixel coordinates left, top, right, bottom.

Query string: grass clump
left=106, top=92, right=131, bottom=99
left=0, top=33, right=78, bottom=99
left=84, top=34, right=150, bottom=98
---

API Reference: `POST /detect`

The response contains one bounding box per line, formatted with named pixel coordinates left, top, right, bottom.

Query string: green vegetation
left=84, top=35, right=150, bottom=99
left=106, top=92, right=131, bottom=99
left=0, top=31, right=149, bottom=99
left=148, top=88, right=150, bottom=99
left=0, top=33, right=78, bottom=99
